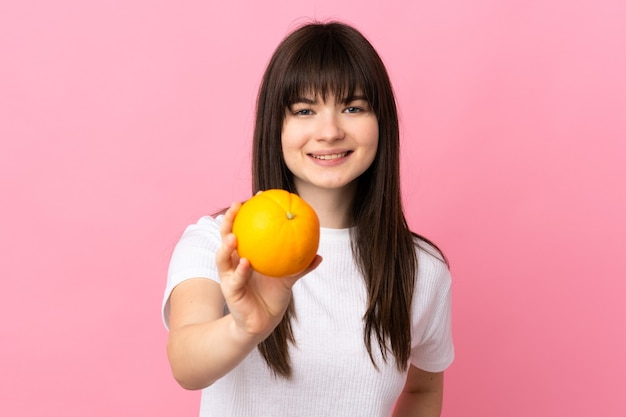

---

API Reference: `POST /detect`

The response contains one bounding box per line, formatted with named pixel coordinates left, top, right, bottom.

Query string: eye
left=288, top=103, right=315, bottom=116
left=343, top=98, right=370, bottom=114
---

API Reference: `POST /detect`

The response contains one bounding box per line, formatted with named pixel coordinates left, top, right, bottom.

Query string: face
left=281, top=91, right=379, bottom=198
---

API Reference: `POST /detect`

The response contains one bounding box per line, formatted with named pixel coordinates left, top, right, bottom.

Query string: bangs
left=280, top=35, right=370, bottom=106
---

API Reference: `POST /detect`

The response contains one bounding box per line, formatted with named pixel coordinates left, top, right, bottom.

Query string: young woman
left=163, top=21, right=454, bottom=417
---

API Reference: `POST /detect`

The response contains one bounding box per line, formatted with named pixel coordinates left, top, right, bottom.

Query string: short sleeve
left=161, top=215, right=224, bottom=329
left=410, top=245, right=455, bottom=372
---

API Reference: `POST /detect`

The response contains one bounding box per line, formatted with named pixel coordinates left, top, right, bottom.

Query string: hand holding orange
left=232, top=189, right=320, bottom=278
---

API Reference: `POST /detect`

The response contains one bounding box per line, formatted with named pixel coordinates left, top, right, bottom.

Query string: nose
left=315, top=111, right=345, bottom=142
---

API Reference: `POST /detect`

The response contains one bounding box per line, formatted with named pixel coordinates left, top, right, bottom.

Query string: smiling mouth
left=310, top=151, right=351, bottom=160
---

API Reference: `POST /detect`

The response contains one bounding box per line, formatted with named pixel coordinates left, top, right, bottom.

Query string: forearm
left=392, top=389, right=443, bottom=417
left=167, top=313, right=266, bottom=390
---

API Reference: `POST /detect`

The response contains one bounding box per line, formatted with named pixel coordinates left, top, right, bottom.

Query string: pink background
left=1, top=1, right=625, bottom=416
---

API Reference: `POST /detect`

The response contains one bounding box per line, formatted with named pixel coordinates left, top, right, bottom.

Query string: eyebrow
left=290, top=94, right=368, bottom=105
left=342, top=95, right=368, bottom=104
left=291, top=97, right=318, bottom=105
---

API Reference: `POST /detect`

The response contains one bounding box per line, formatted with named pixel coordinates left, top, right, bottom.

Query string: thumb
left=280, top=255, right=323, bottom=288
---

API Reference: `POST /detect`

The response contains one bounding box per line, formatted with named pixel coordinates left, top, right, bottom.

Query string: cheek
left=281, top=121, right=310, bottom=155
left=280, top=129, right=300, bottom=168
left=371, top=124, right=379, bottom=145
left=280, top=132, right=293, bottom=157
left=280, top=121, right=297, bottom=149
left=364, top=124, right=379, bottom=167
left=365, top=120, right=379, bottom=152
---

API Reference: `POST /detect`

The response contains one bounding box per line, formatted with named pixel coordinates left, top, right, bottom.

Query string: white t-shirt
left=162, top=215, right=454, bottom=417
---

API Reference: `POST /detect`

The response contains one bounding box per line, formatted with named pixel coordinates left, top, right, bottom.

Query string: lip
left=307, top=150, right=353, bottom=161
left=306, top=150, right=353, bottom=167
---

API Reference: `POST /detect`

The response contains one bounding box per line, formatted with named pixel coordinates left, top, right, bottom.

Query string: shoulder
left=169, top=214, right=224, bottom=250
left=414, top=236, right=449, bottom=275
left=163, top=214, right=225, bottom=328
left=168, top=214, right=225, bottom=281
left=412, top=236, right=452, bottom=302
left=181, top=214, right=224, bottom=239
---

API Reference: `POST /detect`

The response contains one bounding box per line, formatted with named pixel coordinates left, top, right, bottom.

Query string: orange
left=232, top=189, right=320, bottom=278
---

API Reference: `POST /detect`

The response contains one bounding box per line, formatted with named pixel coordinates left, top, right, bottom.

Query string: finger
left=223, top=257, right=253, bottom=297
left=233, top=257, right=252, bottom=286
left=220, top=201, right=241, bottom=241
left=215, top=232, right=238, bottom=274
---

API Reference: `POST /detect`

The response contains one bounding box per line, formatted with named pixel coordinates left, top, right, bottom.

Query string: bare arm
left=393, top=366, right=445, bottom=417
left=167, top=277, right=262, bottom=389
left=166, top=202, right=321, bottom=390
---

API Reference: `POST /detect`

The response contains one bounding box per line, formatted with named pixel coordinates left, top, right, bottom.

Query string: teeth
left=312, top=152, right=348, bottom=160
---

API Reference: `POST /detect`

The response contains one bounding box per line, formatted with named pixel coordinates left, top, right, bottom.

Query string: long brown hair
left=252, top=21, right=437, bottom=377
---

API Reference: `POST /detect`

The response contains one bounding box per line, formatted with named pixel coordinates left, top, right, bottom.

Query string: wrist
left=227, top=315, right=271, bottom=348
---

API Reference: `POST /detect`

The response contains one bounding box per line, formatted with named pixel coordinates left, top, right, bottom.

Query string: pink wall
left=1, top=1, right=624, bottom=416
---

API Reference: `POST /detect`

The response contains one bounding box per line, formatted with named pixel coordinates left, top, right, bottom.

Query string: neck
left=294, top=183, right=356, bottom=229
